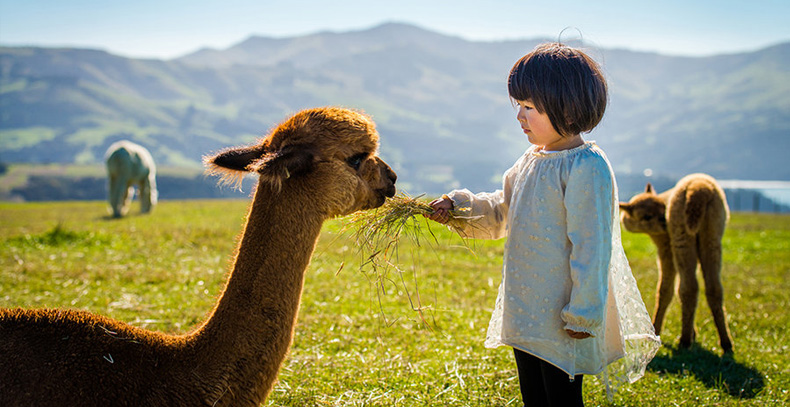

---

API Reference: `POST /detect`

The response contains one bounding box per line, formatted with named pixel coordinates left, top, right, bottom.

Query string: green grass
left=1, top=200, right=788, bottom=406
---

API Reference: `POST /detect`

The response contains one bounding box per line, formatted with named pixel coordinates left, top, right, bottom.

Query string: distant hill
left=2, top=22, right=789, bottom=198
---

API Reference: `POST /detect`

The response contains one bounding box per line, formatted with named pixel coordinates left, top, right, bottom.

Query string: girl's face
left=516, top=100, right=582, bottom=151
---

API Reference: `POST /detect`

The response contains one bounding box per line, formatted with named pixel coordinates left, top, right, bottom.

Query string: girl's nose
left=516, top=106, right=527, bottom=122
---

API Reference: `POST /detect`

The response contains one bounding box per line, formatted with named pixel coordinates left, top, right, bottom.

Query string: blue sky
left=1, top=0, right=788, bottom=59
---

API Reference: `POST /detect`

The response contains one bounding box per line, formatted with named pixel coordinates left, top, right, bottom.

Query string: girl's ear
left=645, top=183, right=655, bottom=194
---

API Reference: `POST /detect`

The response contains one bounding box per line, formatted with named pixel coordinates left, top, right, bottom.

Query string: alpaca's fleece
left=620, top=173, right=733, bottom=353
left=0, top=107, right=397, bottom=406
left=105, top=140, right=158, bottom=218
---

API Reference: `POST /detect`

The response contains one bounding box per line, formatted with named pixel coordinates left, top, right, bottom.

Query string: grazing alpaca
left=619, top=173, right=733, bottom=353
left=105, top=140, right=158, bottom=218
left=0, top=107, right=397, bottom=406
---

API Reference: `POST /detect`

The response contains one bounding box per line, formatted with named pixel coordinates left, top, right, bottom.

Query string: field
left=1, top=200, right=788, bottom=406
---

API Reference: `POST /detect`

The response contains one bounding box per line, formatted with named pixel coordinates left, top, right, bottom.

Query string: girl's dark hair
left=508, top=43, right=608, bottom=137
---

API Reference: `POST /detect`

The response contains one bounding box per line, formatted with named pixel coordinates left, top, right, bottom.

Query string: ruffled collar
left=529, top=140, right=597, bottom=159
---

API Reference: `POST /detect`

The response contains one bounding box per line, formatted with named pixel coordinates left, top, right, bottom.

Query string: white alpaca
left=105, top=140, right=158, bottom=218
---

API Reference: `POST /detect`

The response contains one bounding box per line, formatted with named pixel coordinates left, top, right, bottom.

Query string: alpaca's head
left=205, top=107, right=397, bottom=216
left=619, top=183, right=667, bottom=234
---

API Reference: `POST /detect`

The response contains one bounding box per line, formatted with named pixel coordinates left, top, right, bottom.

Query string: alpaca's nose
left=386, top=166, right=397, bottom=184
left=381, top=162, right=397, bottom=197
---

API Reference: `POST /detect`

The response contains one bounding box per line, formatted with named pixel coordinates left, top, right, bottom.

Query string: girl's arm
left=429, top=155, right=525, bottom=240
left=560, top=154, right=614, bottom=337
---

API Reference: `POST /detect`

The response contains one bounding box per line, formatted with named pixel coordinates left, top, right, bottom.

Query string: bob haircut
left=508, top=43, right=608, bottom=137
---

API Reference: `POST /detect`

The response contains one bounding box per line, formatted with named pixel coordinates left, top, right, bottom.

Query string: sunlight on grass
left=1, top=201, right=788, bottom=406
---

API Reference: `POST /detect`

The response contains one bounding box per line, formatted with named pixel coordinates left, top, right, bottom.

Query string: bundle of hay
left=347, top=193, right=469, bottom=258
left=344, top=193, right=472, bottom=328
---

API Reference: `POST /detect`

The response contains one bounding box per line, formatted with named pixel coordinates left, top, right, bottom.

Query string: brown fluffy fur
left=0, top=107, right=397, bottom=406
left=620, top=173, right=733, bottom=353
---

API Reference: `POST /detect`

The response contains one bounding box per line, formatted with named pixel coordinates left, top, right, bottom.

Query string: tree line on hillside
left=7, top=172, right=788, bottom=213
left=9, top=175, right=252, bottom=202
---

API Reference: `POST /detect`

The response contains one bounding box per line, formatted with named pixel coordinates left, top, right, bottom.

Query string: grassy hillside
left=3, top=24, right=790, bottom=196
left=1, top=200, right=788, bottom=405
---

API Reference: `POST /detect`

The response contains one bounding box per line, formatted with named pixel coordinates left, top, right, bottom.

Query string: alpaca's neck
left=648, top=231, right=670, bottom=245
left=189, top=182, right=326, bottom=399
left=649, top=232, right=673, bottom=260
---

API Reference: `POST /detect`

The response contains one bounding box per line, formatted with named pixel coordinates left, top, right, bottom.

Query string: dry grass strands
left=343, top=193, right=473, bottom=330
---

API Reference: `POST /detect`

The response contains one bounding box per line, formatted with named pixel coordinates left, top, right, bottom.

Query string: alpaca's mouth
left=384, top=184, right=396, bottom=198
left=373, top=186, right=396, bottom=207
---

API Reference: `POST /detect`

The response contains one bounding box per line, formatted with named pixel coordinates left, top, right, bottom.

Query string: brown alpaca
left=0, top=107, right=397, bottom=406
left=619, top=173, right=733, bottom=354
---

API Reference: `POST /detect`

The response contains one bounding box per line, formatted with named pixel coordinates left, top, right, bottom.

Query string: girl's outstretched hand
left=427, top=197, right=453, bottom=224
left=566, top=329, right=592, bottom=339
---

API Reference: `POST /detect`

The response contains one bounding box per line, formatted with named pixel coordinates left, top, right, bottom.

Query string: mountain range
left=2, top=22, right=788, bottom=198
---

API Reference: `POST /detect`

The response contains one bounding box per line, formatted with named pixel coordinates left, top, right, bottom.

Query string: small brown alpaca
left=619, top=173, right=733, bottom=353
left=0, top=107, right=397, bottom=406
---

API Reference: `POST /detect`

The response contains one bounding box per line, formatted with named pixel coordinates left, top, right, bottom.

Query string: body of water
left=718, top=180, right=790, bottom=213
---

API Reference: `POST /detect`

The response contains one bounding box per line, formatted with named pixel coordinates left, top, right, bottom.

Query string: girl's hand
left=565, top=329, right=592, bottom=339
left=426, top=197, right=453, bottom=224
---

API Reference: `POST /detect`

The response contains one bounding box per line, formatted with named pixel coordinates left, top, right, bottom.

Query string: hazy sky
left=1, top=0, right=788, bottom=59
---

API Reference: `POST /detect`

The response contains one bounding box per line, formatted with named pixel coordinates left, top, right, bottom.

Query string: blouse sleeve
left=444, top=155, right=524, bottom=240
left=560, top=154, right=614, bottom=336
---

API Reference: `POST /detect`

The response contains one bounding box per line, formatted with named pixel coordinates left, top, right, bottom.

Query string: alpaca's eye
left=347, top=153, right=366, bottom=170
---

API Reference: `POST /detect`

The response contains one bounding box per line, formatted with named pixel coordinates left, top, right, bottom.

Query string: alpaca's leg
left=148, top=175, right=158, bottom=208
left=673, top=236, right=699, bottom=348
left=139, top=179, right=152, bottom=214
left=699, top=238, right=733, bottom=353
left=121, top=183, right=134, bottom=216
left=108, top=175, right=127, bottom=218
left=652, top=252, right=677, bottom=335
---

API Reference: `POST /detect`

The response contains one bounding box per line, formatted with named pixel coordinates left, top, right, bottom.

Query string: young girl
left=428, top=43, right=660, bottom=406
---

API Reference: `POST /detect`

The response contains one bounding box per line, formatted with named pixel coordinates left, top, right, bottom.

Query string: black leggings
left=513, top=348, right=584, bottom=407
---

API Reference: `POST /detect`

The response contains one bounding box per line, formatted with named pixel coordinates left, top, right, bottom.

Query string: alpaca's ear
left=206, top=145, right=267, bottom=172
left=645, top=183, right=655, bottom=194
left=204, top=144, right=268, bottom=187
left=251, top=144, right=316, bottom=185
left=619, top=202, right=632, bottom=214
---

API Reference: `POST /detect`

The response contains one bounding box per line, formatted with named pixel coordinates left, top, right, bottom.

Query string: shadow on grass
left=98, top=212, right=151, bottom=221
left=647, top=343, right=764, bottom=399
